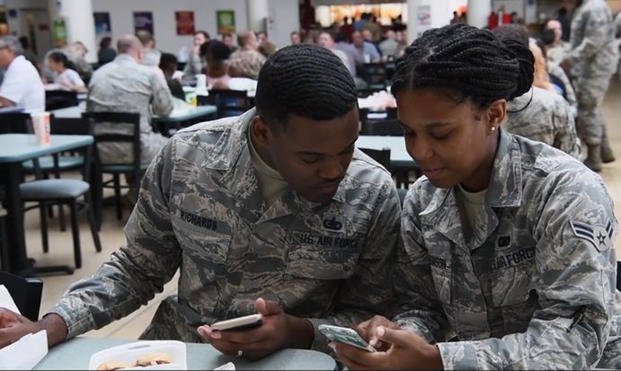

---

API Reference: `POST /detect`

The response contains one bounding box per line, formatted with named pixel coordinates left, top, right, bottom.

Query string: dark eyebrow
left=398, top=120, right=454, bottom=129
left=298, top=137, right=358, bottom=156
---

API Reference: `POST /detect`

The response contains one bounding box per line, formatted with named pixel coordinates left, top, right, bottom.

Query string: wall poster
left=93, top=12, right=111, bottom=36
left=216, top=10, right=235, bottom=35
left=133, top=11, right=153, bottom=35
left=175, top=11, right=195, bottom=35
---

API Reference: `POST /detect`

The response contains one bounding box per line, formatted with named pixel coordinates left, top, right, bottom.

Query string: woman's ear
left=487, top=99, right=506, bottom=133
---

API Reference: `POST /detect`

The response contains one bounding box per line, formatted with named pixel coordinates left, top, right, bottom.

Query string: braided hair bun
left=391, top=23, right=534, bottom=106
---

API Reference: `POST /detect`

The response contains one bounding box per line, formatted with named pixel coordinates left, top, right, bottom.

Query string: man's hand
left=196, top=298, right=314, bottom=360
left=0, top=308, right=40, bottom=348
left=334, top=326, right=443, bottom=370
left=0, top=308, right=68, bottom=349
left=356, top=315, right=399, bottom=351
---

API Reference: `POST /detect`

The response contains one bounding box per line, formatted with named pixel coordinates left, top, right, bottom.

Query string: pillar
left=407, top=0, right=456, bottom=42
left=467, top=0, right=492, bottom=29
left=54, top=0, right=97, bottom=63
left=247, top=0, right=269, bottom=33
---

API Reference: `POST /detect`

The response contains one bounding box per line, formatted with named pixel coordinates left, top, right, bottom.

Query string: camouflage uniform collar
left=486, top=129, right=522, bottom=208
left=419, top=129, right=522, bottom=216
left=114, top=54, right=139, bottom=66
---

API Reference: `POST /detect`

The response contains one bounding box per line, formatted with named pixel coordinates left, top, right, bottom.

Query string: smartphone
left=210, top=314, right=263, bottom=331
left=318, top=324, right=376, bottom=352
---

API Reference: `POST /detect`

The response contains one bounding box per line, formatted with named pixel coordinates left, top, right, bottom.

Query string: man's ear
left=251, top=115, right=274, bottom=147
left=487, top=99, right=506, bottom=132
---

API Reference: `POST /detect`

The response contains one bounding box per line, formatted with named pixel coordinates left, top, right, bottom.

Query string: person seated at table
left=136, top=30, right=161, bottom=67
left=0, top=44, right=400, bottom=361
left=159, top=52, right=185, bottom=101
left=228, top=31, right=266, bottom=79
left=97, top=36, right=117, bottom=67
left=0, top=35, right=44, bottom=112
left=202, top=40, right=231, bottom=89
left=87, top=34, right=173, bottom=167
left=47, top=51, right=87, bottom=92
left=333, top=23, right=621, bottom=370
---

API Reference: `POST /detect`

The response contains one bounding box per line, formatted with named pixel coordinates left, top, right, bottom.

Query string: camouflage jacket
left=568, top=0, right=619, bottom=77
left=506, top=86, right=580, bottom=159
left=51, top=108, right=400, bottom=351
left=395, top=129, right=619, bottom=369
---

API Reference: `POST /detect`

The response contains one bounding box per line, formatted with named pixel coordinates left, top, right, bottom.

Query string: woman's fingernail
left=377, top=326, right=385, bottom=337
left=210, top=331, right=222, bottom=339
left=328, top=342, right=337, bottom=352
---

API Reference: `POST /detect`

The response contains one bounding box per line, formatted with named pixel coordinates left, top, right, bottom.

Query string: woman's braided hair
left=391, top=23, right=534, bottom=107
left=255, top=44, right=357, bottom=129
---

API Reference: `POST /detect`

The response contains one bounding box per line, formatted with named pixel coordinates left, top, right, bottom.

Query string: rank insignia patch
left=570, top=220, right=614, bottom=252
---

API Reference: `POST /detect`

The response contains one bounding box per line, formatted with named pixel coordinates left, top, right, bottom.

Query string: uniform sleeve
left=306, top=180, right=401, bottom=350
left=552, top=96, right=581, bottom=159
left=568, top=8, right=612, bottom=62
left=437, top=174, right=618, bottom=369
left=150, top=69, right=174, bottom=117
left=50, top=140, right=182, bottom=338
left=392, top=188, right=452, bottom=343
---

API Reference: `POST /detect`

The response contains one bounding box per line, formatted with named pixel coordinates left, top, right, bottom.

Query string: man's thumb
left=376, top=326, right=407, bottom=347
left=255, top=297, right=282, bottom=316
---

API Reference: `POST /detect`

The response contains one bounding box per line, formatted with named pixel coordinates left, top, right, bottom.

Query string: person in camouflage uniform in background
left=0, top=45, right=400, bottom=360
left=334, top=24, right=621, bottom=370
left=493, top=25, right=581, bottom=160
left=563, top=0, right=618, bottom=171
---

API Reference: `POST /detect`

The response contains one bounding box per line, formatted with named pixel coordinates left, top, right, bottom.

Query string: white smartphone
left=318, top=324, right=376, bottom=352
left=210, top=314, right=263, bottom=331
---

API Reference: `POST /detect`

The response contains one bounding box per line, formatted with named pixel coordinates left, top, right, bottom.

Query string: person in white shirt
left=0, top=35, right=44, bottom=112
left=47, top=51, right=86, bottom=92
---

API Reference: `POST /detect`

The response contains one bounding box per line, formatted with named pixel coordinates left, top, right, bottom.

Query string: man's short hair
left=117, top=35, right=143, bottom=54
left=255, top=44, right=357, bottom=130
left=0, top=36, right=23, bottom=55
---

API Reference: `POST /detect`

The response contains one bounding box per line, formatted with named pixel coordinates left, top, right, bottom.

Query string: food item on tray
left=96, top=352, right=172, bottom=370
left=96, top=361, right=129, bottom=370
left=133, top=352, right=172, bottom=367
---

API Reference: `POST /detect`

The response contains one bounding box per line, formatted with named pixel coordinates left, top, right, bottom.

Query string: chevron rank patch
left=570, top=220, right=614, bottom=252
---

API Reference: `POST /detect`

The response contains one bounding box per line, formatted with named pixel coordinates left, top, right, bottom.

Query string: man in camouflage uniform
left=563, top=0, right=618, bottom=170
left=505, top=86, right=581, bottom=159
left=87, top=34, right=173, bottom=166
left=0, top=45, right=400, bottom=359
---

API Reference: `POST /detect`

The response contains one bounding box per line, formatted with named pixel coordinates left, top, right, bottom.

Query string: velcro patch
left=570, top=220, right=614, bottom=252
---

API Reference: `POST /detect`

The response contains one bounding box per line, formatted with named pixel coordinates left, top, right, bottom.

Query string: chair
left=0, top=112, right=32, bottom=134
left=358, top=147, right=391, bottom=170
left=0, top=206, right=8, bottom=272
left=199, top=89, right=252, bottom=118
left=0, top=271, right=43, bottom=321
left=45, top=90, right=78, bottom=111
left=617, top=261, right=621, bottom=291
left=19, top=118, right=102, bottom=271
left=82, top=112, right=142, bottom=222
left=360, top=63, right=388, bottom=90
left=359, top=108, right=402, bottom=136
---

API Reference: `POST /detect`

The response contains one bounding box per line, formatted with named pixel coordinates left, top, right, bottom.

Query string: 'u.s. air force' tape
left=570, top=220, right=614, bottom=252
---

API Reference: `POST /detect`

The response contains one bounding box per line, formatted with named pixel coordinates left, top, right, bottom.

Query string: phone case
left=211, top=314, right=263, bottom=331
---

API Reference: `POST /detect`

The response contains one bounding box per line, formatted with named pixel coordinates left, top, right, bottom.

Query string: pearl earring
left=490, top=127, right=496, bottom=132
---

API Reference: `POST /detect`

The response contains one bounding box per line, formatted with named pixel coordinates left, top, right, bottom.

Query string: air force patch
left=570, top=220, right=614, bottom=252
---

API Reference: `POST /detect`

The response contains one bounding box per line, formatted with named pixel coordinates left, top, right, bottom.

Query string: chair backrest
left=360, top=63, right=388, bottom=90
left=0, top=112, right=33, bottom=134
left=359, top=147, right=391, bottom=170
left=45, top=90, right=79, bottom=111
left=617, top=261, right=621, bottom=291
left=82, top=111, right=141, bottom=169
left=0, top=271, right=43, bottom=321
left=359, top=108, right=402, bottom=136
left=199, top=89, right=252, bottom=118
left=48, top=115, right=95, bottom=180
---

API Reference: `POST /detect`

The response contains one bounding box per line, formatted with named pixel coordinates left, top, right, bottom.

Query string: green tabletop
left=0, top=134, right=93, bottom=163
left=34, top=337, right=337, bottom=370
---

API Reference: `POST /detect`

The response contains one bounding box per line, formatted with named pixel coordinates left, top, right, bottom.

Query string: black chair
left=83, top=112, right=142, bottom=222
left=359, top=147, right=391, bottom=170
left=0, top=112, right=32, bottom=134
left=0, top=206, right=8, bottom=271
left=0, top=271, right=43, bottom=321
left=19, top=118, right=102, bottom=271
left=199, top=89, right=252, bottom=118
left=360, top=63, right=388, bottom=90
left=359, top=108, right=402, bottom=136
left=45, top=90, right=78, bottom=111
